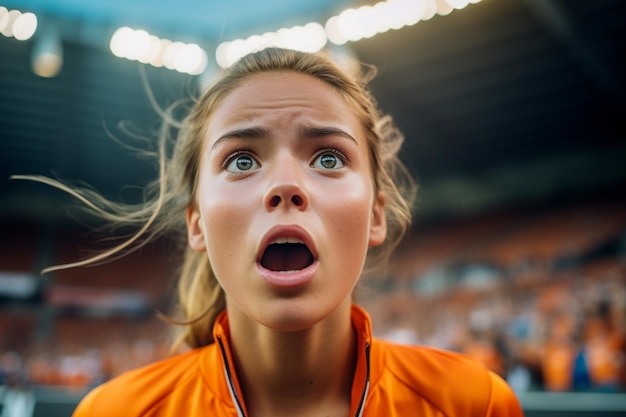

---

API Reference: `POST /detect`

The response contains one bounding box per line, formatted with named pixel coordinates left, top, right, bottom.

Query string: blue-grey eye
left=313, top=152, right=344, bottom=170
left=226, top=154, right=259, bottom=172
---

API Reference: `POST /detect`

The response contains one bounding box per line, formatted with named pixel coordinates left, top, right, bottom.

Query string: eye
left=312, top=150, right=346, bottom=170
left=225, top=153, right=259, bottom=173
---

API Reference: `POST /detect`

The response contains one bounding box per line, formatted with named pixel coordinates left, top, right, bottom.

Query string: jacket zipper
left=354, top=342, right=370, bottom=417
left=218, top=337, right=247, bottom=417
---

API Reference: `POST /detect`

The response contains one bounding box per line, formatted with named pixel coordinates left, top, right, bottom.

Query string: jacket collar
left=211, top=304, right=373, bottom=417
left=349, top=304, right=372, bottom=417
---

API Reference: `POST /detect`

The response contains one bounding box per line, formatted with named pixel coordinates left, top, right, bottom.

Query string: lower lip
left=256, top=261, right=318, bottom=289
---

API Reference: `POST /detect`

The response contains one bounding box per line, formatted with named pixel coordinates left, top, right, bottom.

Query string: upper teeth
left=271, top=237, right=303, bottom=244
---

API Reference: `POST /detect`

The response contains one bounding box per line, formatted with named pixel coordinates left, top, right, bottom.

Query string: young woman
left=64, top=48, right=523, bottom=416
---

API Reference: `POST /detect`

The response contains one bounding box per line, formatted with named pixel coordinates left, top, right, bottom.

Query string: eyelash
left=313, top=146, right=348, bottom=165
left=222, top=147, right=257, bottom=169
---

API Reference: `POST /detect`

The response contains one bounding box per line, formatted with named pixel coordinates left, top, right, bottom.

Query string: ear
left=368, top=191, right=387, bottom=247
left=186, top=204, right=207, bottom=252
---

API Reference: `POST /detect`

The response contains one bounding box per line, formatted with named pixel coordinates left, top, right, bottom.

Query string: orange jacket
left=73, top=305, right=523, bottom=416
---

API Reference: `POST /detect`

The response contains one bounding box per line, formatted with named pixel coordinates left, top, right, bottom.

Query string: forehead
left=208, top=71, right=362, bottom=132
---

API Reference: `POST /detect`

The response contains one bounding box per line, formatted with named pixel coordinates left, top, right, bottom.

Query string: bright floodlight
left=12, top=12, right=37, bottom=40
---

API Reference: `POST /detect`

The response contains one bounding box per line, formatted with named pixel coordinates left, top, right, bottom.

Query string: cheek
left=197, top=182, right=256, bottom=262
left=323, top=179, right=374, bottom=256
left=332, top=199, right=370, bottom=237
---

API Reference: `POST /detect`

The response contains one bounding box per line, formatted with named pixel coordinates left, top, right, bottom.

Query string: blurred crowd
left=365, top=258, right=626, bottom=393
left=1, top=324, right=170, bottom=392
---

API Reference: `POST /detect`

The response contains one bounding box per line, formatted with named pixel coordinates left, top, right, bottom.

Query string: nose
left=263, top=157, right=309, bottom=211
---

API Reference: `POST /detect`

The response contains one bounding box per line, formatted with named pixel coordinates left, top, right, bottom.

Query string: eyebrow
left=297, top=125, right=358, bottom=145
left=212, top=127, right=270, bottom=150
left=211, top=124, right=358, bottom=150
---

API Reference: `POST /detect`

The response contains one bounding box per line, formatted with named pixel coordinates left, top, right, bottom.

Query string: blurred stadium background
left=1, top=0, right=626, bottom=415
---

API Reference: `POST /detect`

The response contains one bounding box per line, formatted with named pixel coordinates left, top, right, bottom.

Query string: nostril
left=266, top=192, right=305, bottom=209
left=291, top=195, right=303, bottom=206
left=270, top=196, right=281, bottom=207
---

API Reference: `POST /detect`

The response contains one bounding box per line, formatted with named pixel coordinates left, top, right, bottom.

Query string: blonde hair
left=16, top=48, right=416, bottom=350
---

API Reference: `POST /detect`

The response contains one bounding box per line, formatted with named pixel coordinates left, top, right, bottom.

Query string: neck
left=227, top=301, right=356, bottom=417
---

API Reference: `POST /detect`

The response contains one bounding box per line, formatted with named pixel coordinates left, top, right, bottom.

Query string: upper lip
left=257, top=224, right=318, bottom=263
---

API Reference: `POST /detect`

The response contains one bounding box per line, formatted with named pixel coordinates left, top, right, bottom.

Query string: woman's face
left=186, top=71, right=386, bottom=332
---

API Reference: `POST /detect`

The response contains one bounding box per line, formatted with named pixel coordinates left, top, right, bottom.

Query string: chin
left=256, top=297, right=350, bottom=333
left=260, top=306, right=324, bottom=333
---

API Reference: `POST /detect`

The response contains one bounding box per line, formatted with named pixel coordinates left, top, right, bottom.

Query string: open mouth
left=260, top=242, right=314, bottom=272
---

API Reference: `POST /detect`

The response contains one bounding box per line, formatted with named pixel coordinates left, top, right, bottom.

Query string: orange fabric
left=72, top=305, right=523, bottom=416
